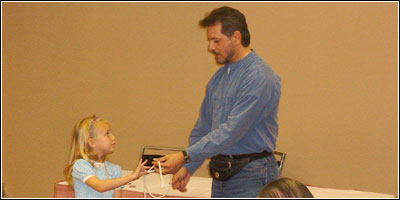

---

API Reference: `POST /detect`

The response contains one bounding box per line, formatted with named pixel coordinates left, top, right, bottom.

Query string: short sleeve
left=72, top=159, right=95, bottom=183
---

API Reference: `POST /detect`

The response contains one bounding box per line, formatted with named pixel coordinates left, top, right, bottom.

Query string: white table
left=54, top=170, right=395, bottom=198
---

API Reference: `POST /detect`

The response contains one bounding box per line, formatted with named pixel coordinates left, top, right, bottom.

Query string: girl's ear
left=88, top=137, right=96, bottom=148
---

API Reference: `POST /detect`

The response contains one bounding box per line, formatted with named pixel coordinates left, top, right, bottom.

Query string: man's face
left=206, top=22, right=235, bottom=65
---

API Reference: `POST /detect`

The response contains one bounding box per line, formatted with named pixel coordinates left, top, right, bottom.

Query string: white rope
left=143, top=161, right=172, bottom=198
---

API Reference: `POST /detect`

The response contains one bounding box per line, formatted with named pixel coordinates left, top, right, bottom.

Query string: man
left=153, top=6, right=281, bottom=198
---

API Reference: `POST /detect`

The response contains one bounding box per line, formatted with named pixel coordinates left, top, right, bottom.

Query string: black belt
left=216, top=150, right=272, bottom=160
left=209, top=150, right=273, bottom=181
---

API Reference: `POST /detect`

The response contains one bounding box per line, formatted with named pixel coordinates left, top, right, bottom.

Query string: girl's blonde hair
left=64, top=115, right=109, bottom=188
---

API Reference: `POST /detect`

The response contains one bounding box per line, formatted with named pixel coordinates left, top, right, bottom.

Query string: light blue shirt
left=185, top=50, right=281, bottom=174
left=72, top=159, right=122, bottom=198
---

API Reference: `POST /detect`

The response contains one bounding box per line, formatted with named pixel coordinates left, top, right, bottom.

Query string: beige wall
left=2, top=2, right=398, bottom=198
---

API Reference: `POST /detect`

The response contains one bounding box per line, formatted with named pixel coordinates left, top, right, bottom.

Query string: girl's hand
left=132, top=159, right=150, bottom=180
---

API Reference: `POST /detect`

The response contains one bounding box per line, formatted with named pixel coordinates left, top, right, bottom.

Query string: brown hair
left=199, top=6, right=250, bottom=47
left=258, top=177, right=314, bottom=198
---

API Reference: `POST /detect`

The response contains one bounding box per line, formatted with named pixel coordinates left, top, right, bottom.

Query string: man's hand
left=153, top=152, right=185, bottom=174
left=172, top=167, right=191, bottom=192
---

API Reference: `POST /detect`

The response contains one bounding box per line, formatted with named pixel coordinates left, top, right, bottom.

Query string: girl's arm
left=85, top=174, right=136, bottom=193
left=86, top=159, right=149, bottom=193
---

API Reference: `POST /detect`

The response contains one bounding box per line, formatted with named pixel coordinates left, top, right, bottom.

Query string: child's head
left=65, top=115, right=116, bottom=186
left=257, top=177, right=314, bottom=198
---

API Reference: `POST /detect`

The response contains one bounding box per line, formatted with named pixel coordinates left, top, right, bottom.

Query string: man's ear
left=232, top=30, right=242, bottom=45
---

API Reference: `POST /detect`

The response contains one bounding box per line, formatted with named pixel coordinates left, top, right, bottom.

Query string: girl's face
left=90, top=121, right=116, bottom=159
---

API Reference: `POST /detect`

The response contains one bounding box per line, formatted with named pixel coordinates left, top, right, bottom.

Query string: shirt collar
left=225, top=49, right=256, bottom=72
left=91, top=160, right=106, bottom=168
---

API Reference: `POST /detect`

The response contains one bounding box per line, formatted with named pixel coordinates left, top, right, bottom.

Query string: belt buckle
left=215, top=172, right=220, bottom=179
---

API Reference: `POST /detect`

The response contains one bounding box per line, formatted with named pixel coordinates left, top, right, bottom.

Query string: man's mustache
left=211, top=50, right=220, bottom=56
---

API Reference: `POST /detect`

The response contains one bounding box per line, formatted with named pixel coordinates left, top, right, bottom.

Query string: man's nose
left=208, top=42, right=215, bottom=53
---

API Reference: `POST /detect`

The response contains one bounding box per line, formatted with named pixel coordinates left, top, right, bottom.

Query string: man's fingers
left=178, top=187, right=187, bottom=192
left=153, top=165, right=170, bottom=174
left=172, top=182, right=179, bottom=189
left=177, top=180, right=187, bottom=192
left=173, top=180, right=183, bottom=190
left=152, top=158, right=167, bottom=169
left=160, top=168, right=171, bottom=174
left=172, top=176, right=180, bottom=185
left=153, top=155, right=167, bottom=162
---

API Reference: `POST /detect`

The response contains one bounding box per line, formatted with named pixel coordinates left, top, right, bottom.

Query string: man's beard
left=216, top=51, right=234, bottom=65
left=213, top=45, right=235, bottom=65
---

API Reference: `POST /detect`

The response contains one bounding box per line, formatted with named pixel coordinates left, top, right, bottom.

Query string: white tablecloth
left=120, top=170, right=394, bottom=198
left=54, top=170, right=395, bottom=198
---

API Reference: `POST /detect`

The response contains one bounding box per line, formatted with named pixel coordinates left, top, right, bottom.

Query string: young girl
left=64, top=115, right=149, bottom=198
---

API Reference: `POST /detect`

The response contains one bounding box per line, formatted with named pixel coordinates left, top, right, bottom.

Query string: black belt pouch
left=209, top=156, right=250, bottom=182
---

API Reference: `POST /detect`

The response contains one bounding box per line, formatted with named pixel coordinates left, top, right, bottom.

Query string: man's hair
left=199, top=6, right=250, bottom=47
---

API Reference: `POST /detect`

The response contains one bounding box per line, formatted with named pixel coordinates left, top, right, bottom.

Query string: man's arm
left=156, top=69, right=275, bottom=174
left=154, top=86, right=212, bottom=174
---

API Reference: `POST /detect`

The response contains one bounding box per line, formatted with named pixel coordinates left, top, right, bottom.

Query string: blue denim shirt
left=185, top=50, right=281, bottom=174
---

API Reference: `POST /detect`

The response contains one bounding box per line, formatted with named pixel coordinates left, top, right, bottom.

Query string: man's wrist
left=182, top=150, right=192, bottom=163
left=182, top=167, right=193, bottom=176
